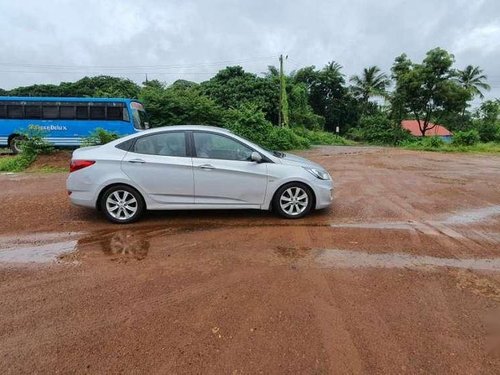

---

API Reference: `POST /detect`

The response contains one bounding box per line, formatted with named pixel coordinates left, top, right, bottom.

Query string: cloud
left=0, top=0, right=498, bottom=100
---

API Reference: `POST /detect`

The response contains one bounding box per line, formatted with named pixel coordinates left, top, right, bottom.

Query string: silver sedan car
left=67, top=125, right=333, bottom=223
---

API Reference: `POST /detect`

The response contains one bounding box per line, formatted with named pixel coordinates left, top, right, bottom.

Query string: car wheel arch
left=96, top=183, right=146, bottom=211
left=269, top=180, right=316, bottom=211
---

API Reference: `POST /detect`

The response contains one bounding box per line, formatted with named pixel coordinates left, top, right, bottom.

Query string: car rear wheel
left=101, top=185, right=144, bottom=224
left=273, top=182, right=313, bottom=219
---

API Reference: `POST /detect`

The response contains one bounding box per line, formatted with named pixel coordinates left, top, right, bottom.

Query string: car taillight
left=70, top=160, right=95, bottom=173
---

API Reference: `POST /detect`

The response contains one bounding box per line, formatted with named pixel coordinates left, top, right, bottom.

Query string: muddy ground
left=0, top=146, right=499, bottom=374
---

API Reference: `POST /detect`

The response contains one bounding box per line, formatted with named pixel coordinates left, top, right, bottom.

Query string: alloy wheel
left=279, top=186, right=309, bottom=216
left=105, top=190, right=138, bottom=221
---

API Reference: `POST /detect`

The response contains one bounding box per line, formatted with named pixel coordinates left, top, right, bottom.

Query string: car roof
left=138, top=125, right=232, bottom=134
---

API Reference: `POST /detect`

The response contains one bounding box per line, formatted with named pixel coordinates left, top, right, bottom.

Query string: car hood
left=277, top=153, right=325, bottom=170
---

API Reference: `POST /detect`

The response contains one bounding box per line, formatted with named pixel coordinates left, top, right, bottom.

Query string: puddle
left=329, top=205, right=500, bottom=234
left=440, top=205, right=500, bottom=225
left=0, top=240, right=77, bottom=264
left=77, top=230, right=150, bottom=261
left=0, top=232, right=82, bottom=265
left=315, top=249, right=500, bottom=271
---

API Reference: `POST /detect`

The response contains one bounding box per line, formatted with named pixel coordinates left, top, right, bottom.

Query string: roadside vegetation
left=0, top=126, right=53, bottom=172
left=1, top=47, right=499, bottom=156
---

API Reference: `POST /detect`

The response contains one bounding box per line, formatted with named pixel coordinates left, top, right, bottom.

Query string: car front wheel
left=273, top=182, right=313, bottom=219
left=101, top=185, right=144, bottom=224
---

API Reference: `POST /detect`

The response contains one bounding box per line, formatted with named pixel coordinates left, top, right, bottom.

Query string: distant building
left=402, top=120, right=452, bottom=141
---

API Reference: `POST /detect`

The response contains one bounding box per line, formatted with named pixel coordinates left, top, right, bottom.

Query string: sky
left=0, top=0, right=499, bottom=102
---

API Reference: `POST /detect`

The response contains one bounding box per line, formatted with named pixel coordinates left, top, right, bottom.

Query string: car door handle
left=198, top=164, right=215, bottom=170
left=128, top=159, right=146, bottom=164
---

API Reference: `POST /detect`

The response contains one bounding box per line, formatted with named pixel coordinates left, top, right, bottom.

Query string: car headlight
left=304, top=167, right=330, bottom=180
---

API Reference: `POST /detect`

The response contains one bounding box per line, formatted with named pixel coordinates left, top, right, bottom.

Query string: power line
left=0, top=56, right=277, bottom=70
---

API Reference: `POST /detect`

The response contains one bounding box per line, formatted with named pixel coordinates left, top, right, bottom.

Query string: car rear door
left=121, top=131, right=194, bottom=204
left=191, top=131, right=268, bottom=205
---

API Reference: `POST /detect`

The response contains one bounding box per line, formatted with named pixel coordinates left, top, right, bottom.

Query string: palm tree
left=350, top=66, right=390, bottom=103
left=456, top=65, right=490, bottom=99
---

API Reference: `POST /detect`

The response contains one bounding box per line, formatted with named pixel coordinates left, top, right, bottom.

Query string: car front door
left=121, top=131, right=194, bottom=204
left=191, top=131, right=268, bottom=205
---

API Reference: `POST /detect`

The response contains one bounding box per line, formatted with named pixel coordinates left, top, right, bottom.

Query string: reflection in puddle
left=99, top=230, right=150, bottom=260
left=0, top=240, right=77, bottom=264
left=316, top=249, right=500, bottom=271
left=74, top=230, right=151, bottom=261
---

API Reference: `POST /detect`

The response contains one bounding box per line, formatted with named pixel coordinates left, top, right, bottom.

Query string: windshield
left=130, top=101, right=149, bottom=130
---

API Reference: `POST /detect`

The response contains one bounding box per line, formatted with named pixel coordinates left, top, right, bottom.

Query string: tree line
left=1, top=47, right=499, bottom=147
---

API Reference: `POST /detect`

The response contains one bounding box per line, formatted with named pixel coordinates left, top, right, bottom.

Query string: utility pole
left=278, top=54, right=289, bottom=127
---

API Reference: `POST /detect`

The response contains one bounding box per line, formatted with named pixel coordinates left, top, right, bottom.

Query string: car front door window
left=193, top=132, right=252, bottom=161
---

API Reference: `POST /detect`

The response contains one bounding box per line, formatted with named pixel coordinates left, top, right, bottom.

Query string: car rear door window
left=133, top=132, right=187, bottom=157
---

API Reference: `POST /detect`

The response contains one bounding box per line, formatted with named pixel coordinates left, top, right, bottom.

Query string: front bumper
left=313, top=179, right=334, bottom=210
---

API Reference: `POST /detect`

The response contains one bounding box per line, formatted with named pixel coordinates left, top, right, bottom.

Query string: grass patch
left=402, top=142, right=500, bottom=153
left=0, top=154, right=36, bottom=172
left=30, top=165, right=68, bottom=173
left=294, top=128, right=354, bottom=146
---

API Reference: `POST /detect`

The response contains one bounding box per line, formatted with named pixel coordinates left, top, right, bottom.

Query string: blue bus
left=0, top=97, right=149, bottom=153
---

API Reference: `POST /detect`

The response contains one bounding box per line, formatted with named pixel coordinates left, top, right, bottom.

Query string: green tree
left=456, top=65, right=490, bottom=99
left=140, top=82, right=223, bottom=127
left=294, top=62, right=358, bottom=133
left=350, top=66, right=390, bottom=104
left=201, top=66, right=279, bottom=124
left=473, top=99, right=500, bottom=142
left=391, top=48, right=469, bottom=135
left=5, top=76, right=141, bottom=98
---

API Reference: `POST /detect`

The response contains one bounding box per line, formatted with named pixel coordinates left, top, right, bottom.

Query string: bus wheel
left=9, top=135, right=25, bottom=154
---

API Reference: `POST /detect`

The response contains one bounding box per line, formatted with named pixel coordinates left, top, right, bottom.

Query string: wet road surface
left=0, top=146, right=499, bottom=374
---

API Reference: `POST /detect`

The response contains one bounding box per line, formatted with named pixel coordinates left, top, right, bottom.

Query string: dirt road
left=1, top=146, right=499, bottom=374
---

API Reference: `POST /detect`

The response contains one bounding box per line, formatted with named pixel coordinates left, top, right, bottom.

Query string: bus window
left=76, top=106, right=89, bottom=120
left=25, top=105, right=42, bottom=119
left=60, top=105, right=75, bottom=119
left=7, top=105, right=23, bottom=119
left=106, top=106, right=123, bottom=120
left=43, top=105, right=59, bottom=119
left=90, top=106, right=105, bottom=120
left=0, top=105, right=6, bottom=118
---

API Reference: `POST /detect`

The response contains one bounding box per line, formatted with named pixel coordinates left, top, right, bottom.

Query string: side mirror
left=250, top=151, right=263, bottom=163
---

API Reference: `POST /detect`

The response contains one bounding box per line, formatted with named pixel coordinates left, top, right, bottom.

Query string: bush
left=475, top=120, right=500, bottom=142
left=293, top=127, right=352, bottom=145
left=81, top=128, right=120, bottom=146
left=223, top=104, right=310, bottom=150
left=19, top=126, right=54, bottom=157
left=267, top=127, right=310, bottom=150
left=452, top=129, right=480, bottom=146
left=0, top=126, right=53, bottom=172
left=0, top=154, right=34, bottom=172
left=347, top=114, right=412, bottom=145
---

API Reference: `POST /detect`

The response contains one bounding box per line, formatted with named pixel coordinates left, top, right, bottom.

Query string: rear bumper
left=68, top=190, right=97, bottom=208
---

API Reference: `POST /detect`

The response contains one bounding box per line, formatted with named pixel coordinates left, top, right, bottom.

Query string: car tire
left=273, top=182, right=314, bottom=219
left=9, top=135, right=25, bottom=154
left=101, top=185, right=145, bottom=224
